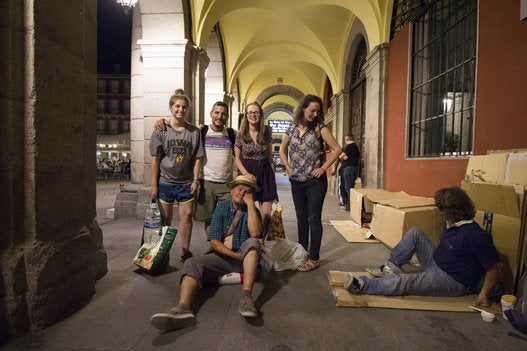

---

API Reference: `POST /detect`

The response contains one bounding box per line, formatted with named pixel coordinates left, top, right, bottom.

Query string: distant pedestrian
left=338, top=134, right=360, bottom=211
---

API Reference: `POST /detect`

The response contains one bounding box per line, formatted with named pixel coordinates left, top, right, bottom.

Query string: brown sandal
left=297, top=259, right=319, bottom=272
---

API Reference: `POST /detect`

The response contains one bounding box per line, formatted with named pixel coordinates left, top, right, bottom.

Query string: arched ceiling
left=190, top=0, right=393, bottom=104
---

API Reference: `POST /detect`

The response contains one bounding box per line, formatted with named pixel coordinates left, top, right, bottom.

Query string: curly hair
left=433, top=186, right=475, bottom=222
left=292, top=94, right=325, bottom=128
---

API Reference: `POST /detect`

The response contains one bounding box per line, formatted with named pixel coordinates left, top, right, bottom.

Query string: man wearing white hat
left=150, top=175, right=263, bottom=331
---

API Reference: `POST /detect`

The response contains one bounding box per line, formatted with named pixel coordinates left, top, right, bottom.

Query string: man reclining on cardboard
left=344, top=186, right=503, bottom=307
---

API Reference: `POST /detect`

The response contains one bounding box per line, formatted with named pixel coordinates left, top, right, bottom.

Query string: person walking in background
left=338, top=134, right=360, bottom=211
left=234, top=102, right=278, bottom=239
left=279, top=94, right=342, bottom=272
left=149, top=89, right=205, bottom=262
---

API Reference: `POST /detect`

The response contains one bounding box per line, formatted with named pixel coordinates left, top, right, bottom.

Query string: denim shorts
left=158, top=181, right=194, bottom=204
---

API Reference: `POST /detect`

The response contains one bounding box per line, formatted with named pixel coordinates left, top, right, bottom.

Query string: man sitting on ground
left=150, top=174, right=263, bottom=331
left=345, top=186, right=502, bottom=307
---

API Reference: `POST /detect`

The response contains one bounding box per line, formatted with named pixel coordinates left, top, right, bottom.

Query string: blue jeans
left=290, top=176, right=327, bottom=261
left=340, top=167, right=358, bottom=206
left=361, top=227, right=468, bottom=296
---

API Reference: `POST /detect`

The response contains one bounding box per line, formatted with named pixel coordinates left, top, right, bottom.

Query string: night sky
left=97, top=0, right=133, bottom=74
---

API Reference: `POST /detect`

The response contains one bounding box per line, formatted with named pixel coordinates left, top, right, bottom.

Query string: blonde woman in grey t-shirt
left=149, top=89, right=205, bottom=262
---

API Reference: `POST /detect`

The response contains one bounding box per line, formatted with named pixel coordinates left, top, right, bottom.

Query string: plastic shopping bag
left=267, top=204, right=286, bottom=240
left=133, top=226, right=177, bottom=274
left=261, top=238, right=308, bottom=272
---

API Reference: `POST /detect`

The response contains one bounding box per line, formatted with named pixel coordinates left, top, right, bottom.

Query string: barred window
left=408, top=0, right=477, bottom=158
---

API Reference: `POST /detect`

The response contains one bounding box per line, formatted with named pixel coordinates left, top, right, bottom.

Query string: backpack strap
left=200, top=125, right=209, bottom=144
left=226, top=127, right=236, bottom=155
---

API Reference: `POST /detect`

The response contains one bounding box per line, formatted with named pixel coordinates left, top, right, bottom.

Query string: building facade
left=96, top=74, right=131, bottom=163
left=1, top=0, right=526, bottom=341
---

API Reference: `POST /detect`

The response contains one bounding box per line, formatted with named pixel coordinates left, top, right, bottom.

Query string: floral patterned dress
left=235, top=126, right=278, bottom=202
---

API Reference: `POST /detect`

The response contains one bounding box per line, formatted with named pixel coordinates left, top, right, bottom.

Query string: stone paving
left=2, top=177, right=525, bottom=350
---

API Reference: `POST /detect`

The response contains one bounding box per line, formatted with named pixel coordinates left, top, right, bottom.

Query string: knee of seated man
left=241, top=238, right=261, bottom=256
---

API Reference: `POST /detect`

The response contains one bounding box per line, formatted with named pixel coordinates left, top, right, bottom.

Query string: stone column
left=363, top=43, right=389, bottom=189
left=130, top=5, right=144, bottom=184
left=331, top=91, right=351, bottom=146
left=0, top=0, right=105, bottom=337
left=224, top=92, right=235, bottom=127
left=187, top=45, right=210, bottom=126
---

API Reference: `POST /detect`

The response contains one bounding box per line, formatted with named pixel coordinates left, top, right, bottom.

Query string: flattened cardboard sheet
left=461, top=182, right=520, bottom=218
left=327, top=271, right=501, bottom=314
left=506, top=153, right=527, bottom=185
left=329, top=220, right=379, bottom=243
left=473, top=211, right=522, bottom=294
left=377, top=196, right=435, bottom=209
left=465, top=153, right=509, bottom=183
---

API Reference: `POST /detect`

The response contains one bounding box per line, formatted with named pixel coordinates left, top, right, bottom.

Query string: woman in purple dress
left=234, top=102, right=278, bottom=238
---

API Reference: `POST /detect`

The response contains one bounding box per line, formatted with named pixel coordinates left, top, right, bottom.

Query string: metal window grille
left=408, top=0, right=477, bottom=158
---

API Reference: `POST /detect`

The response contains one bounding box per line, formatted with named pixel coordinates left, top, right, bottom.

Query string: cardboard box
left=461, top=182, right=520, bottom=218
left=465, top=153, right=509, bottom=183
left=506, top=153, right=527, bottom=185
left=349, top=188, right=409, bottom=224
left=369, top=197, right=444, bottom=249
left=461, top=181, right=525, bottom=294
left=473, top=211, right=522, bottom=294
left=465, top=152, right=527, bottom=185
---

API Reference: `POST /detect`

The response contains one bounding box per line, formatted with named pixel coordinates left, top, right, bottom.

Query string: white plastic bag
left=261, top=238, right=308, bottom=272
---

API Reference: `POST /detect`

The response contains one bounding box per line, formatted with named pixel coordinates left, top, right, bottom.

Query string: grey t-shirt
left=149, top=122, right=205, bottom=185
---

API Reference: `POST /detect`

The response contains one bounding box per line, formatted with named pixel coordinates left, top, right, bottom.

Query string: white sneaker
left=366, top=264, right=396, bottom=278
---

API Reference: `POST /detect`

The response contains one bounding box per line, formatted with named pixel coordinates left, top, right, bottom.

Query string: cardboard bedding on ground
left=329, top=220, right=379, bottom=243
left=327, top=271, right=502, bottom=314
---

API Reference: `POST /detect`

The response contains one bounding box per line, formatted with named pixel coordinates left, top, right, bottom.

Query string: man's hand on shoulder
left=154, top=118, right=169, bottom=131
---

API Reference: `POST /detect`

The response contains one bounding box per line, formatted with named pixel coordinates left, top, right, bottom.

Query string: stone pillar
left=0, top=0, right=105, bottom=338
left=326, top=92, right=347, bottom=195
left=130, top=4, right=145, bottom=184
left=362, top=43, right=389, bottom=189
left=224, top=92, right=235, bottom=127
left=187, top=45, right=210, bottom=126
left=331, top=91, right=351, bottom=146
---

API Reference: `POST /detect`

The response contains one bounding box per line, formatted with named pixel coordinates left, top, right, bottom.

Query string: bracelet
left=192, top=179, right=199, bottom=184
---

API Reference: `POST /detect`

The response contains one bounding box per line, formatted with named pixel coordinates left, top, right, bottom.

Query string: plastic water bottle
left=144, top=201, right=161, bottom=245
